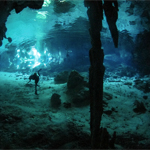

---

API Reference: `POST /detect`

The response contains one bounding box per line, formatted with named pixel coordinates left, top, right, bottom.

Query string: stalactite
left=103, top=0, right=119, bottom=48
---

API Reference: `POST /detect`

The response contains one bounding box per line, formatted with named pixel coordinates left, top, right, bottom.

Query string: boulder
left=63, top=102, right=71, bottom=108
left=66, top=70, right=89, bottom=107
left=67, top=70, right=84, bottom=90
left=133, top=100, right=146, bottom=113
left=53, top=0, right=75, bottom=13
left=54, top=71, right=69, bottom=84
left=103, top=92, right=113, bottom=101
left=134, top=79, right=150, bottom=93
left=50, top=93, right=61, bottom=108
left=71, top=87, right=90, bottom=107
left=143, top=95, right=148, bottom=100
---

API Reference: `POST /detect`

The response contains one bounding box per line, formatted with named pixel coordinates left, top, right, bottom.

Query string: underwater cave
left=0, top=0, right=150, bottom=149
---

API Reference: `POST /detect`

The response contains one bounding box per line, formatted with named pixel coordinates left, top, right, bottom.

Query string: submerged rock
left=67, top=70, right=89, bottom=90
left=103, top=92, right=113, bottom=100
left=67, top=70, right=84, bottom=90
left=143, top=95, right=148, bottom=100
left=63, top=102, right=71, bottom=108
left=134, top=79, right=150, bottom=93
left=53, top=0, right=75, bottom=14
left=133, top=100, right=146, bottom=113
left=71, top=87, right=90, bottom=107
left=54, top=71, right=69, bottom=84
left=50, top=93, right=61, bottom=108
left=66, top=70, right=89, bottom=107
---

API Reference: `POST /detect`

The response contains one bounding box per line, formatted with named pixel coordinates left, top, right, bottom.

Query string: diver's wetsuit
left=27, top=69, right=41, bottom=95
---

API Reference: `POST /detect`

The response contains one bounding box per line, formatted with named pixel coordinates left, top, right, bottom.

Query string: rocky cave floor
left=0, top=70, right=150, bottom=149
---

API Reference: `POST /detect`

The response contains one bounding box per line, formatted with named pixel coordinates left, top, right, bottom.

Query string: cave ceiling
left=0, top=0, right=150, bottom=53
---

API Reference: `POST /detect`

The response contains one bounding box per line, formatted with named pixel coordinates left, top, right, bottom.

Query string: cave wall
left=0, top=0, right=44, bottom=46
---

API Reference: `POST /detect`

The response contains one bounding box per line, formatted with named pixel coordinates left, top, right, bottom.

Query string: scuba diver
left=27, top=69, right=42, bottom=95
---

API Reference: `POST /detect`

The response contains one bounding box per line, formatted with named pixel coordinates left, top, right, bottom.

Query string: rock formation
left=0, top=0, right=44, bottom=46
left=84, top=0, right=118, bottom=148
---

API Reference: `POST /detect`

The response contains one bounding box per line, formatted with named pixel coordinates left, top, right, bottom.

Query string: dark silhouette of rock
left=0, top=0, right=44, bottom=46
left=50, top=93, right=61, bottom=108
left=103, top=92, right=113, bottom=100
left=71, top=87, right=90, bottom=107
left=134, top=79, right=150, bottom=93
left=66, top=70, right=89, bottom=107
left=54, top=71, right=69, bottom=84
left=63, top=102, right=71, bottom=108
left=133, top=100, right=146, bottom=113
left=143, top=95, right=148, bottom=100
left=67, top=70, right=84, bottom=90
left=53, top=0, right=75, bottom=13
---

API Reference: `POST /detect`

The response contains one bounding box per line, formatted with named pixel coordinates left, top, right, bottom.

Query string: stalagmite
left=84, top=0, right=118, bottom=148
left=85, top=0, right=104, bottom=148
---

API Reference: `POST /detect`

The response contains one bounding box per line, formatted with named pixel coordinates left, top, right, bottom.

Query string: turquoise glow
left=28, top=47, right=41, bottom=68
